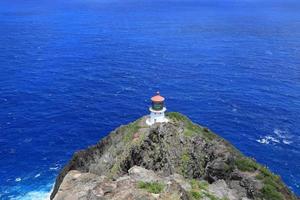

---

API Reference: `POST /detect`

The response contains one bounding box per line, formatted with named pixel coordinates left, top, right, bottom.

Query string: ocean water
left=0, top=0, right=300, bottom=198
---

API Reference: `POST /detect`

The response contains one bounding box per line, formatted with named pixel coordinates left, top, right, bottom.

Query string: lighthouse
left=146, top=91, right=169, bottom=126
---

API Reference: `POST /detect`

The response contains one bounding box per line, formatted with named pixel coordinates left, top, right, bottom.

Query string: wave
left=256, top=135, right=279, bottom=144
left=256, top=128, right=293, bottom=145
left=1, top=181, right=53, bottom=200
left=12, top=190, right=51, bottom=200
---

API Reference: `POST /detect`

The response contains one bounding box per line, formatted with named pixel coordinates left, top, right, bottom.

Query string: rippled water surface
left=0, top=0, right=300, bottom=198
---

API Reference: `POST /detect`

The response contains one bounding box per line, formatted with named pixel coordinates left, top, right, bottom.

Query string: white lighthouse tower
left=146, top=91, right=169, bottom=126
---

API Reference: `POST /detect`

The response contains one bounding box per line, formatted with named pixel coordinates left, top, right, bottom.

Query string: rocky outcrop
left=53, top=166, right=190, bottom=200
left=51, top=112, right=298, bottom=200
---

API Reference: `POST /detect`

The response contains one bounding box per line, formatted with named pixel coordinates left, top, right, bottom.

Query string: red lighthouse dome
left=151, top=91, right=165, bottom=102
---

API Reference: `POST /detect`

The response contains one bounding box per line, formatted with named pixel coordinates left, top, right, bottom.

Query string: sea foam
left=257, top=128, right=293, bottom=145
left=13, top=190, right=51, bottom=200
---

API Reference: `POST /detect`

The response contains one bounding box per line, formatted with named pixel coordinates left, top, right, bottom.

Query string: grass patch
left=189, top=179, right=231, bottom=200
left=188, top=179, right=218, bottom=200
left=235, top=157, right=259, bottom=172
left=184, top=129, right=195, bottom=137
left=188, top=189, right=225, bottom=200
left=204, top=192, right=220, bottom=200
left=234, top=156, right=293, bottom=199
left=123, top=120, right=141, bottom=143
left=109, top=119, right=144, bottom=178
left=167, top=112, right=217, bottom=140
left=189, top=190, right=203, bottom=199
left=108, top=163, right=121, bottom=178
left=235, top=157, right=288, bottom=200
left=167, top=112, right=190, bottom=121
left=138, top=181, right=165, bottom=194
left=181, top=152, right=190, bottom=163
left=254, top=166, right=286, bottom=200
left=261, top=184, right=284, bottom=200
left=167, top=112, right=195, bottom=130
left=241, top=163, right=293, bottom=200
left=180, top=151, right=191, bottom=176
left=259, top=166, right=274, bottom=177
left=256, top=173, right=264, bottom=180
left=190, top=179, right=209, bottom=191
left=202, top=127, right=217, bottom=140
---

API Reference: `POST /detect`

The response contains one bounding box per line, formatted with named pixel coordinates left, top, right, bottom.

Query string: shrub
left=254, top=165, right=287, bottom=200
left=261, top=184, right=284, bottom=200
left=189, top=190, right=202, bottom=199
left=259, top=166, right=274, bottom=177
left=181, top=152, right=190, bottom=163
left=235, top=157, right=259, bottom=172
left=138, top=181, right=164, bottom=194
left=190, top=179, right=209, bottom=191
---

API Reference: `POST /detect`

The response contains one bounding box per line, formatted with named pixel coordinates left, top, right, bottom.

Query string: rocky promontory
left=50, top=112, right=298, bottom=200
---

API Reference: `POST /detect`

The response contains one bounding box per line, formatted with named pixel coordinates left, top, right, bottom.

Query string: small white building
left=146, top=91, right=169, bottom=126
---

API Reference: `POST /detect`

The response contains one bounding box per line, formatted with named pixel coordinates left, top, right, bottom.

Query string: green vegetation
left=202, top=127, right=217, bottom=141
left=184, top=129, right=195, bottom=137
left=188, top=184, right=205, bottom=199
left=109, top=119, right=145, bottom=178
left=234, top=156, right=286, bottom=200
left=123, top=120, right=141, bottom=143
left=204, top=193, right=220, bottom=200
left=138, top=181, right=165, bottom=194
left=261, top=184, right=284, bottom=200
left=187, top=179, right=231, bottom=200
left=233, top=155, right=289, bottom=200
left=259, top=166, right=274, bottom=177
left=113, top=113, right=291, bottom=200
left=169, top=113, right=198, bottom=131
left=109, top=163, right=121, bottom=177
left=167, top=113, right=240, bottom=156
left=233, top=157, right=288, bottom=200
left=181, top=152, right=190, bottom=163
left=167, top=112, right=217, bottom=140
left=180, top=151, right=191, bottom=175
left=223, top=163, right=233, bottom=173
left=235, top=157, right=259, bottom=172
left=190, top=179, right=208, bottom=191
left=188, top=179, right=226, bottom=200
left=167, top=112, right=199, bottom=137
left=256, top=167, right=285, bottom=200
left=166, top=112, right=190, bottom=122
left=189, top=190, right=202, bottom=199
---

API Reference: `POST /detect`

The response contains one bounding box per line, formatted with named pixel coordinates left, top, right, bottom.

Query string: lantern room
left=151, top=92, right=165, bottom=111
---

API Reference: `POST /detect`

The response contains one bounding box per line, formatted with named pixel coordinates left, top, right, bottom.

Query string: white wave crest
left=15, top=178, right=22, bottom=182
left=257, top=128, right=293, bottom=145
left=12, top=190, right=51, bottom=200
left=283, top=139, right=292, bottom=145
left=34, top=173, right=41, bottom=178
left=256, top=135, right=279, bottom=144
left=274, top=128, right=288, bottom=138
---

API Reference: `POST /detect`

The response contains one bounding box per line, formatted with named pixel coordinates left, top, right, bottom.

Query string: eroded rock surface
left=54, top=166, right=189, bottom=200
left=51, top=113, right=298, bottom=200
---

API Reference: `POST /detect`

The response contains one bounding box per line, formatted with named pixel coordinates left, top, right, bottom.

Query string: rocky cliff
left=50, top=112, right=298, bottom=200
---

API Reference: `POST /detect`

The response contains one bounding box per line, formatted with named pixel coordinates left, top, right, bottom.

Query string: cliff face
left=50, top=112, right=297, bottom=200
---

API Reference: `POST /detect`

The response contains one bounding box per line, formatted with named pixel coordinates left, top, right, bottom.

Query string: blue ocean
left=0, top=0, right=299, bottom=199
